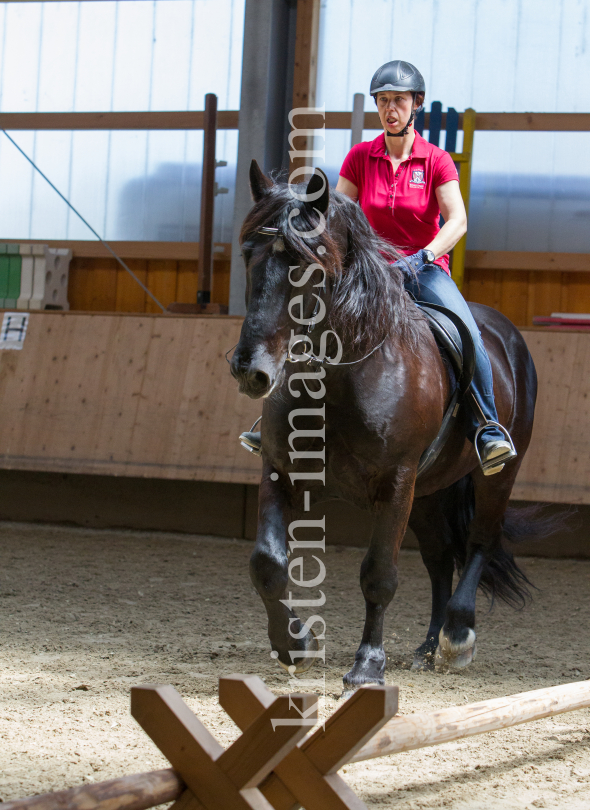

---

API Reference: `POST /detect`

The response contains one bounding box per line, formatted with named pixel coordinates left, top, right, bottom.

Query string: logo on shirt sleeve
left=410, top=169, right=425, bottom=187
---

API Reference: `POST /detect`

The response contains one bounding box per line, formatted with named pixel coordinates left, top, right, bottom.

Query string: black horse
left=230, top=161, right=539, bottom=687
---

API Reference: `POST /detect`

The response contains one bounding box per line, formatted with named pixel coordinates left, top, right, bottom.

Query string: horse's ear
left=305, top=168, right=330, bottom=215
left=249, top=160, right=273, bottom=202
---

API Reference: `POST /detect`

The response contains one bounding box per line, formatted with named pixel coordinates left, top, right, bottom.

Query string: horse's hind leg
left=439, top=468, right=522, bottom=668
left=343, top=475, right=414, bottom=688
left=249, top=470, right=319, bottom=673
left=408, top=493, right=455, bottom=671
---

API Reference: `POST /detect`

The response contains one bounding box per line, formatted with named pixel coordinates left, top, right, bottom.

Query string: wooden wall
left=68, top=257, right=231, bottom=313
left=0, top=312, right=261, bottom=484
left=2, top=240, right=232, bottom=313
left=0, top=312, right=588, bottom=505
left=8, top=241, right=587, bottom=324
left=463, top=251, right=590, bottom=327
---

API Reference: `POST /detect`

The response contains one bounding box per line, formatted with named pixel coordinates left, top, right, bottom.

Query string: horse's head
left=230, top=161, right=339, bottom=399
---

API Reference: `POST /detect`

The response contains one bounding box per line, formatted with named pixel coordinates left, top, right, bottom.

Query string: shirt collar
left=369, top=130, right=429, bottom=159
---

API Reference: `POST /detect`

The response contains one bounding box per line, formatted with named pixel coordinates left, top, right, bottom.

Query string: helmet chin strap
left=386, top=92, right=419, bottom=138
left=386, top=107, right=415, bottom=137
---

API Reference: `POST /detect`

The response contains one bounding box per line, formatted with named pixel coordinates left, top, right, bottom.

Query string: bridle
left=225, top=225, right=387, bottom=369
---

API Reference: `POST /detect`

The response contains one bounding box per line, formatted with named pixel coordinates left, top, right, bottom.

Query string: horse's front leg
left=343, top=472, right=415, bottom=688
left=249, top=469, right=319, bottom=673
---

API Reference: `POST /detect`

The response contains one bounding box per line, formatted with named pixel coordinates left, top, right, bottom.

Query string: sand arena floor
left=0, top=521, right=589, bottom=809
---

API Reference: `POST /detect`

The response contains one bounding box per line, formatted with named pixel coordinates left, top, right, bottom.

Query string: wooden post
left=451, top=106, right=475, bottom=292
left=131, top=682, right=316, bottom=810
left=219, top=674, right=398, bottom=810
left=350, top=93, right=365, bottom=148
left=290, top=0, right=321, bottom=179
left=198, top=93, right=218, bottom=306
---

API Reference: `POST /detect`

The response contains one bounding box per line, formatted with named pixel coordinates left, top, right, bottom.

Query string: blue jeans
left=404, top=265, right=505, bottom=443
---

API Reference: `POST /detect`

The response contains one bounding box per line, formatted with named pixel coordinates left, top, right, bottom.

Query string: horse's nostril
left=254, top=371, right=269, bottom=387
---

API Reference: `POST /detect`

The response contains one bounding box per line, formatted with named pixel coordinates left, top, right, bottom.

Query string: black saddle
left=414, top=301, right=477, bottom=477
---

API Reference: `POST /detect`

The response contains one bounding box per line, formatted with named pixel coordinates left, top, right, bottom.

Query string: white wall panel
left=0, top=0, right=244, bottom=242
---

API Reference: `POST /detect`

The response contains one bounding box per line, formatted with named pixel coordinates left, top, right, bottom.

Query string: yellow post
left=450, top=107, right=475, bottom=292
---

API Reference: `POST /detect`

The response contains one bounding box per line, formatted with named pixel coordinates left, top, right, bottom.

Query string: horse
left=230, top=160, right=539, bottom=688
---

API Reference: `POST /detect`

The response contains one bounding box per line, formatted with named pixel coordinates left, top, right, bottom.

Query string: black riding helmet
left=370, top=60, right=425, bottom=137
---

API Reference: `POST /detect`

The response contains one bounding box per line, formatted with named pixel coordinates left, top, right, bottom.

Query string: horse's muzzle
left=230, top=353, right=276, bottom=399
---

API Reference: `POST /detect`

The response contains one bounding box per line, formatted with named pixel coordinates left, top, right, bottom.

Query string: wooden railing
left=1, top=111, right=589, bottom=132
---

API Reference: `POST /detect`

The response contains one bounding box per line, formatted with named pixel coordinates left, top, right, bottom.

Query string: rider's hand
left=394, top=249, right=429, bottom=277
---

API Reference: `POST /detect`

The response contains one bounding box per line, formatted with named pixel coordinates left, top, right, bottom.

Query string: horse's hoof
left=411, top=652, right=435, bottom=671
left=436, top=627, right=477, bottom=670
left=343, top=645, right=386, bottom=687
left=340, top=688, right=357, bottom=701
left=274, top=626, right=319, bottom=675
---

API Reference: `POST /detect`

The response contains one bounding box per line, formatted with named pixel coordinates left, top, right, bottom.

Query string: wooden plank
left=145, top=260, right=179, bottom=313
left=466, top=251, right=590, bottom=272
left=560, top=272, right=590, bottom=314
left=115, top=259, right=148, bottom=313
left=212, top=259, right=231, bottom=307
left=67, top=257, right=118, bottom=311
left=464, top=267, right=502, bottom=310
left=513, top=330, right=590, bottom=504
left=0, top=110, right=588, bottom=134
left=176, top=260, right=199, bottom=304
left=474, top=112, right=590, bottom=132
left=526, top=271, right=563, bottom=324
left=219, top=675, right=398, bottom=810
left=0, top=111, right=239, bottom=130
left=2, top=241, right=230, bottom=261
left=0, top=769, right=184, bottom=810
left=499, top=270, right=530, bottom=327
left=90, top=316, right=155, bottom=473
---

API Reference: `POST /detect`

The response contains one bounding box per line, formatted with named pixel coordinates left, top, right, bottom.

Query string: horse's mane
left=241, top=179, right=422, bottom=352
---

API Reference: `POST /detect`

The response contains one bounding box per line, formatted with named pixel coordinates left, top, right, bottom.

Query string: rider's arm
left=336, top=175, right=359, bottom=201
left=425, top=180, right=467, bottom=260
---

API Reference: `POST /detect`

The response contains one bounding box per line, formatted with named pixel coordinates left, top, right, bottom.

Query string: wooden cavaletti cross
left=132, top=675, right=398, bottom=810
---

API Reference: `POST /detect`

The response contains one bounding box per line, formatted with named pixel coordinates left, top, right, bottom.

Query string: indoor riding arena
left=0, top=2, right=589, bottom=810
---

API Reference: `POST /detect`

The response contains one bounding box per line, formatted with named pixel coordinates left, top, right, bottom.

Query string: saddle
left=414, top=302, right=476, bottom=478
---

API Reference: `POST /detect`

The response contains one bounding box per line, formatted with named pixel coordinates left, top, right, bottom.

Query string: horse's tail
left=443, top=475, right=569, bottom=609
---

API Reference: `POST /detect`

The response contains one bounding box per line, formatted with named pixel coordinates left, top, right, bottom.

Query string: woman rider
left=240, top=59, right=515, bottom=476
left=335, top=59, right=515, bottom=476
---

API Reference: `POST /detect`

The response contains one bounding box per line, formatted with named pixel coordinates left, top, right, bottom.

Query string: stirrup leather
left=474, top=421, right=517, bottom=476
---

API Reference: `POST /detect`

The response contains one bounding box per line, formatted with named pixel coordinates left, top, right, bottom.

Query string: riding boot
left=239, top=430, right=262, bottom=456
left=239, top=416, right=262, bottom=456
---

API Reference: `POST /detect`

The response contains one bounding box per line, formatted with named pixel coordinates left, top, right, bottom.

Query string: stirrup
left=238, top=417, right=262, bottom=457
left=474, top=421, right=517, bottom=476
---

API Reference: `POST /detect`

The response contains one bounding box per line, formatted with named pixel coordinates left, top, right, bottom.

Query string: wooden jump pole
left=4, top=677, right=590, bottom=810
left=0, top=768, right=184, bottom=810
left=351, top=679, right=590, bottom=762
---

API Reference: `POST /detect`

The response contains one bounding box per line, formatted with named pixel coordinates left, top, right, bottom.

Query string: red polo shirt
left=339, top=131, right=459, bottom=274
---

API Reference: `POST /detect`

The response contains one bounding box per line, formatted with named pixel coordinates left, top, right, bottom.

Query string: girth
left=414, top=302, right=476, bottom=478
